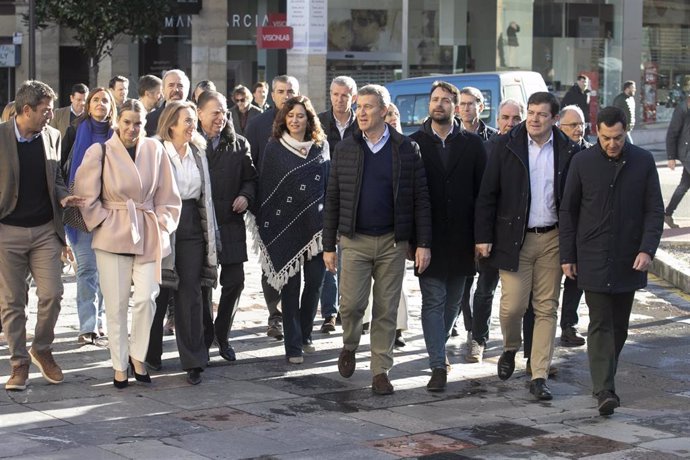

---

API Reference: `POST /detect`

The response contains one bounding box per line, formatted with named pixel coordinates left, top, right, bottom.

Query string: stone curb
left=651, top=247, right=690, bottom=294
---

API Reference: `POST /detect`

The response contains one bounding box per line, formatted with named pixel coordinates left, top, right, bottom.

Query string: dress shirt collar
left=14, top=118, right=42, bottom=143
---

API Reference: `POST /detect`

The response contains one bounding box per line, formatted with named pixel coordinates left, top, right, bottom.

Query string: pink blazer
left=75, top=134, right=181, bottom=279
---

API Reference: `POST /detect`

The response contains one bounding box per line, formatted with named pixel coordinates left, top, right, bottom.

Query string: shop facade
left=0, top=0, right=688, bottom=129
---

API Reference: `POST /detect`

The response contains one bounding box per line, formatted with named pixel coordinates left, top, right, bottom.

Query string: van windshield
left=395, top=90, right=492, bottom=135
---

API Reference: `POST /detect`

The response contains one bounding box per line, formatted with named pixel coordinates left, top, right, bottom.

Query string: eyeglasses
left=560, top=122, right=588, bottom=129
left=234, top=98, right=246, bottom=103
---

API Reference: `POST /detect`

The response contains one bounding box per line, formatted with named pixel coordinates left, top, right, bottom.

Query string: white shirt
left=164, top=141, right=201, bottom=200
left=334, top=110, right=354, bottom=139
left=363, top=125, right=390, bottom=154
left=527, top=132, right=558, bottom=228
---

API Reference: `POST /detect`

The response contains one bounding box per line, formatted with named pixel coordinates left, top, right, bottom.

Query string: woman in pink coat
left=75, top=99, right=181, bottom=388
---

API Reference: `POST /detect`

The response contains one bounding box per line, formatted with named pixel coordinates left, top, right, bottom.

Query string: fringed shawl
left=249, top=137, right=329, bottom=290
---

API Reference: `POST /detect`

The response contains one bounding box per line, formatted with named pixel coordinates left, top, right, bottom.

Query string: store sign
left=257, top=27, right=294, bottom=49
left=0, top=44, right=19, bottom=67
left=288, top=0, right=327, bottom=55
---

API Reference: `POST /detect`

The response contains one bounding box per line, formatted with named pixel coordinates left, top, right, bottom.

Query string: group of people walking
left=0, top=70, right=667, bottom=418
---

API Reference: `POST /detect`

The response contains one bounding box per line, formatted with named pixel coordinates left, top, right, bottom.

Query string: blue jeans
left=282, top=255, right=326, bottom=358
left=71, top=231, right=104, bottom=334
left=420, top=272, right=467, bottom=370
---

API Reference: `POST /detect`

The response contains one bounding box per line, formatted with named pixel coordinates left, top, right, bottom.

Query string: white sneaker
left=466, top=340, right=484, bottom=363
left=288, top=356, right=304, bottom=364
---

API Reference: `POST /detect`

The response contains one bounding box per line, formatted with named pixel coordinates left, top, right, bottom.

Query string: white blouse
left=164, top=141, right=201, bottom=200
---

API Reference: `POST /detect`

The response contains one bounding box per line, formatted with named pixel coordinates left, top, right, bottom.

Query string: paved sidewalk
left=2, top=246, right=690, bottom=458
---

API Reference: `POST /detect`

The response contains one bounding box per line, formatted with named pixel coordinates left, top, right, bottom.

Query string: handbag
left=62, top=143, right=105, bottom=233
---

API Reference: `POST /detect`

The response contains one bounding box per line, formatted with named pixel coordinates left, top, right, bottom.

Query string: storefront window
left=139, top=12, right=192, bottom=78
left=642, top=0, right=690, bottom=123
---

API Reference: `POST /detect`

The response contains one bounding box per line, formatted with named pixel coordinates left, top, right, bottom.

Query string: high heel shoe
left=129, top=357, right=151, bottom=383
left=113, top=369, right=128, bottom=389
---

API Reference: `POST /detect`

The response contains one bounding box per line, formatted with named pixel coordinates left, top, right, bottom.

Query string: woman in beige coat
left=75, top=99, right=181, bottom=388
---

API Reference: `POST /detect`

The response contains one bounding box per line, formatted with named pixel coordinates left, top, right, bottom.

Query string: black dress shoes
left=497, top=350, right=516, bottom=380
left=187, top=368, right=202, bottom=385
left=218, top=342, right=237, bottom=362
left=129, top=358, right=151, bottom=383
left=597, top=390, right=620, bottom=416
left=529, top=378, right=553, bottom=400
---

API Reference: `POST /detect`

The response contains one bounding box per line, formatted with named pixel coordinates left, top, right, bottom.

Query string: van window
left=396, top=90, right=492, bottom=131
left=503, top=84, right=523, bottom=104
left=396, top=94, right=431, bottom=129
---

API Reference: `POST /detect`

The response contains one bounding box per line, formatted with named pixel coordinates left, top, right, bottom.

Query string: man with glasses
left=229, top=85, right=261, bottom=136
left=475, top=92, right=580, bottom=401
left=245, top=75, right=300, bottom=340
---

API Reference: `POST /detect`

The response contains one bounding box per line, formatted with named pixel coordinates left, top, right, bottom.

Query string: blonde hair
left=156, top=100, right=206, bottom=151
left=1, top=101, right=16, bottom=122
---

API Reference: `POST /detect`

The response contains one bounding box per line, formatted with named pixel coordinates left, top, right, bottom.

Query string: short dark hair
left=597, top=106, right=627, bottom=131
left=430, top=81, right=460, bottom=104
left=71, top=83, right=88, bottom=96
left=197, top=90, right=227, bottom=110
left=108, top=75, right=129, bottom=89
left=138, top=75, right=162, bottom=97
left=193, top=80, right=217, bottom=102
left=527, top=91, right=560, bottom=117
left=15, top=80, right=57, bottom=112
left=622, top=80, right=635, bottom=91
left=252, top=81, right=268, bottom=93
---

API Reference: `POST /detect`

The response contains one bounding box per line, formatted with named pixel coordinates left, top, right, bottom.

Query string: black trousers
left=585, top=290, right=635, bottom=395
left=203, top=263, right=244, bottom=347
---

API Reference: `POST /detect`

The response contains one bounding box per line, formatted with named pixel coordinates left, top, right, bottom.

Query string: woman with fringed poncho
left=253, top=95, right=330, bottom=364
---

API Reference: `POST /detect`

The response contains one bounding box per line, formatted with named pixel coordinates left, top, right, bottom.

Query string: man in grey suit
left=49, top=83, right=88, bottom=138
left=0, top=80, right=84, bottom=391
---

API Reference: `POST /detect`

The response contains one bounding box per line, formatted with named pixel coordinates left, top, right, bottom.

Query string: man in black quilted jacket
left=323, top=84, right=432, bottom=395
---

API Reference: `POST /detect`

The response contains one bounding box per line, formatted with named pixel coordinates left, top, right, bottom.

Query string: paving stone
left=163, top=429, right=292, bottom=459
left=0, top=431, right=60, bottom=458
left=390, top=403, right=506, bottom=428
left=0, top=404, right=66, bottom=432
left=636, top=412, right=690, bottom=437
left=21, top=414, right=208, bottom=448
left=580, top=447, right=684, bottom=460
left=272, top=443, right=399, bottom=459
left=21, top=445, right=125, bottom=459
left=437, top=422, right=549, bottom=446
left=25, top=394, right=175, bottom=424
left=258, top=373, right=351, bottom=396
left=144, top=379, right=296, bottom=410
left=366, top=432, right=475, bottom=457
left=298, top=412, right=407, bottom=442
left=569, top=418, right=677, bottom=444
left=234, top=395, right=359, bottom=422
left=100, top=439, right=210, bottom=459
left=240, top=418, right=353, bottom=449
left=455, top=442, right=570, bottom=459
left=637, top=438, right=690, bottom=457
left=316, top=386, right=440, bottom=411
left=171, top=406, right=270, bottom=430
left=350, top=408, right=449, bottom=433
left=510, top=432, right=632, bottom=458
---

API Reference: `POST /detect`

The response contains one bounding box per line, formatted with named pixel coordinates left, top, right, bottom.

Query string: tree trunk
left=88, top=57, right=99, bottom=89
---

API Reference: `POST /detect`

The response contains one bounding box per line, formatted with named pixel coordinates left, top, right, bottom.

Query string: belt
left=103, top=198, right=154, bottom=244
left=526, top=224, right=557, bottom=234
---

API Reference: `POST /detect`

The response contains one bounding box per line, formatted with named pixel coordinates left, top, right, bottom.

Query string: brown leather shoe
left=320, top=316, right=336, bottom=333
left=5, top=363, right=29, bottom=391
left=372, top=373, right=394, bottom=395
left=29, top=347, right=64, bottom=384
left=338, top=348, right=356, bottom=378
